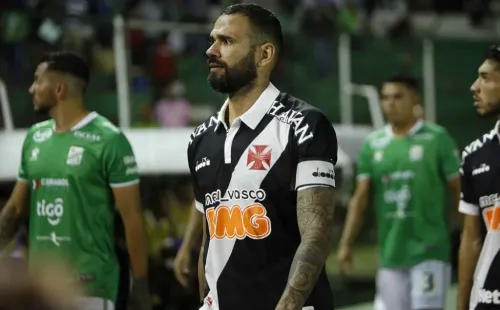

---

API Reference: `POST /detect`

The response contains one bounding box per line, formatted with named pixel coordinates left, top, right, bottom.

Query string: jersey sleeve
left=294, top=112, right=338, bottom=190
left=438, top=131, right=460, bottom=180
left=102, top=133, right=140, bottom=188
left=459, top=153, right=479, bottom=216
left=17, top=132, right=30, bottom=182
left=187, top=140, right=205, bottom=213
left=356, top=138, right=372, bottom=181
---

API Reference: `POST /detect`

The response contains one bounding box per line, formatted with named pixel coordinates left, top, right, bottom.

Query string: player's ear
left=413, top=104, right=425, bottom=119
left=54, top=82, right=67, bottom=100
left=257, top=43, right=275, bottom=68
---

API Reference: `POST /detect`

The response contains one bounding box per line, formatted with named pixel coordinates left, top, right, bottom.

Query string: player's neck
left=227, top=80, right=269, bottom=125
left=50, top=101, right=89, bottom=133
left=390, top=118, right=419, bottom=137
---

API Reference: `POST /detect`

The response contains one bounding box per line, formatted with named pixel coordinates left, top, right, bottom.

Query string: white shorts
left=374, top=260, right=451, bottom=310
left=73, top=297, right=114, bottom=310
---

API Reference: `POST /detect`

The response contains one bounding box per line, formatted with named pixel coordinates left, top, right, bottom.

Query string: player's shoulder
left=363, top=127, right=390, bottom=149
left=27, top=119, right=53, bottom=134
left=461, top=127, right=497, bottom=161
left=420, top=121, right=451, bottom=136
left=30, top=119, right=53, bottom=131
left=272, top=92, right=329, bottom=123
left=26, top=119, right=55, bottom=143
left=415, top=122, right=456, bottom=144
left=188, top=112, right=220, bottom=146
left=271, top=92, right=335, bottom=144
left=86, top=114, right=128, bottom=142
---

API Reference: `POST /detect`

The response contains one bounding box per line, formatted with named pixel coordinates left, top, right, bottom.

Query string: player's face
left=29, top=62, right=57, bottom=114
left=381, top=83, right=416, bottom=124
left=470, top=59, right=500, bottom=118
left=206, top=14, right=257, bottom=94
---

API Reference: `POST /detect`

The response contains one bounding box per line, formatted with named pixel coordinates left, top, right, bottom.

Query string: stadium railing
left=0, top=79, right=14, bottom=131
left=112, top=16, right=387, bottom=130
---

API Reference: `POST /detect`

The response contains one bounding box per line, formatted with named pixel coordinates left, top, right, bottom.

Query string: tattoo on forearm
left=0, top=204, right=24, bottom=250
left=277, top=187, right=335, bottom=310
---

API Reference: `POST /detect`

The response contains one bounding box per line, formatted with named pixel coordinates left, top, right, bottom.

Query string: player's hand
left=127, top=277, right=152, bottom=310
left=337, top=244, right=353, bottom=279
left=173, top=246, right=192, bottom=288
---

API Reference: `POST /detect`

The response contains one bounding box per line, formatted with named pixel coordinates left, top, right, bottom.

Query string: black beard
left=34, top=97, right=56, bottom=116
left=207, top=53, right=257, bottom=94
left=34, top=106, right=52, bottom=115
left=478, top=99, right=500, bottom=118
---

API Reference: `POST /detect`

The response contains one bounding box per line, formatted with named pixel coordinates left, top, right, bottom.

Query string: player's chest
left=470, top=151, right=500, bottom=209
left=26, top=139, right=102, bottom=179
left=371, top=140, right=437, bottom=175
left=193, top=132, right=291, bottom=194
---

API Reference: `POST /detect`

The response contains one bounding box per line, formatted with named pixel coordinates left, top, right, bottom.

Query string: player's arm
left=438, top=131, right=461, bottom=225
left=113, top=184, right=148, bottom=283
left=457, top=153, right=482, bottom=310
left=174, top=200, right=203, bottom=287
left=276, top=113, right=337, bottom=310
left=458, top=214, right=482, bottom=310
left=187, top=139, right=208, bottom=301
left=102, top=133, right=149, bottom=303
left=198, top=217, right=207, bottom=300
left=0, top=181, right=30, bottom=249
left=339, top=138, right=372, bottom=250
left=179, top=201, right=203, bottom=253
left=0, top=135, right=32, bottom=250
left=338, top=178, right=371, bottom=249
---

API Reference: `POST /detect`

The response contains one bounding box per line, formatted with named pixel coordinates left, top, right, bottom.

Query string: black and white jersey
left=459, top=121, right=500, bottom=309
left=187, top=83, right=337, bottom=310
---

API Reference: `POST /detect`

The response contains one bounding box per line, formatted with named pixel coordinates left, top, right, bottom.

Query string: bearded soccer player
left=0, top=52, right=151, bottom=310
left=338, top=75, right=461, bottom=310
left=188, top=4, right=337, bottom=310
left=458, top=45, right=500, bottom=310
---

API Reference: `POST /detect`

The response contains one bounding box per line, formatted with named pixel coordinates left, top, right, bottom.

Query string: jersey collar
left=494, top=120, right=500, bottom=140
left=385, top=119, right=424, bottom=138
left=214, top=83, right=280, bottom=131
left=51, top=111, right=99, bottom=131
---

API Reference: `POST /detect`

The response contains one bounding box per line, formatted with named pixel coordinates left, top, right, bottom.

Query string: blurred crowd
left=0, top=177, right=200, bottom=310
left=0, top=0, right=494, bottom=129
left=0, top=0, right=497, bottom=309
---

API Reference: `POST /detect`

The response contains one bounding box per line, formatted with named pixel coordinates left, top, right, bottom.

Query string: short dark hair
left=383, top=74, right=420, bottom=92
left=485, top=45, right=500, bottom=64
left=39, top=51, right=90, bottom=92
left=221, top=4, right=284, bottom=60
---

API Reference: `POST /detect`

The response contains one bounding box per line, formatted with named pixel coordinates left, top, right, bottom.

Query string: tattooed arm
left=0, top=181, right=30, bottom=250
left=275, top=186, right=336, bottom=310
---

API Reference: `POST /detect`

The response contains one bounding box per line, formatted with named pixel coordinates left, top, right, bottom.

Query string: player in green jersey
left=338, top=75, right=461, bottom=310
left=0, top=52, right=151, bottom=310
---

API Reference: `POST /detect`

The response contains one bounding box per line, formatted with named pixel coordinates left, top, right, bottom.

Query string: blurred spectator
left=144, top=182, right=197, bottom=310
left=0, top=259, right=78, bottom=310
left=151, top=33, right=177, bottom=99
left=164, top=179, right=194, bottom=238
left=132, top=0, right=165, bottom=40
left=154, top=80, right=192, bottom=127
left=62, top=0, right=93, bottom=57
left=132, top=102, right=160, bottom=128
left=91, top=44, right=115, bottom=75
left=300, top=0, right=337, bottom=77
left=0, top=8, right=30, bottom=82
